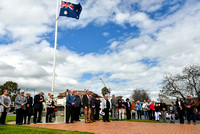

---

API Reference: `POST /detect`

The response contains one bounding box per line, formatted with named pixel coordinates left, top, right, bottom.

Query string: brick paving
left=26, top=120, right=200, bottom=134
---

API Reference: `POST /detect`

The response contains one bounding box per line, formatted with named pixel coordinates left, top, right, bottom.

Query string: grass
left=6, top=115, right=166, bottom=123
left=124, top=119, right=167, bottom=123
left=6, top=115, right=16, bottom=123
left=80, top=117, right=166, bottom=123
left=0, top=125, right=93, bottom=134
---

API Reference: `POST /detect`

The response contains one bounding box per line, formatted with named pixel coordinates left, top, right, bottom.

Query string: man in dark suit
left=125, top=98, right=131, bottom=120
left=94, top=96, right=100, bottom=121
left=33, top=92, right=44, bottom=124
left=24, top=93, right=33, bottom=124
left=82, top=90, right=92, bottom=123
left=176, top=97, right=185, bottom=124
left=91, top=95, right=96, bottom=122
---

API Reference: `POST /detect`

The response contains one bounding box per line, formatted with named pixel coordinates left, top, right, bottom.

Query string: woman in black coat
left=176, top=97, right=185, bottom=124
left=24, top=93, right=33, bottom=124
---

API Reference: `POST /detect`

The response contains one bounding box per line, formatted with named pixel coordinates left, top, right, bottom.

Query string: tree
left=160, top=65, right=200, bottom=100
left=131, top=89, right=150, bottom=102
left=158, top=93, right=169, bottom=99
left=0, top=81, right=20, bottom=102
left=101, top=86, right=110, bottom=97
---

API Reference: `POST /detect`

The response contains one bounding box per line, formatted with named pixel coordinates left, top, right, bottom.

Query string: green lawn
left=6, top=115, right=16, bottom=123
left=6, top=115, right=166, bottom=123
left=80, top=117, right=166, bottom=123
left=124, top=119, right=166, bottom=123
left=0, top=125, right=93, bottom=134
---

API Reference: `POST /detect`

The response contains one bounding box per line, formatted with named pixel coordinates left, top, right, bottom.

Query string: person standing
left=46, top=93, right=56, bottom=123
left=142, top=100, right=149, bottom=120
left=91, top=95, right=96, bottom=122
left=102, top=94, right=111, bottom=122
left=136, top=101, right=142, bottom=119
left=118, top=95, right=125, bottom=120
left=66, top=90, right=76, bottom=124
left=131, top=100, right=137, bottom=119
left=176, top=97, right=185, bottom=124
left=15, top=90, right=27, bottom=125
left=155, top=102, right=160, bottom=121
left=74, top=92, right=81, bottom=122
left=111, top=95, right=118, bottom=121
left=130, top=100, right=134, bottom=119
left=24, top=93, right=33, bottom=124
left=33, top=92, right=44, bottom=124
left=150, top=100, right=155, bottom=120
left=125, top=98, right=131, bottom=120
left=82, top=90, right=92, bottom=123
left=169, top=102, right=175, bottom=123
left=0, top=90, right=11, bottom=125
left=184, top=94, right=196, bottom=125
left=147, top=99, right=151, bottom=120
left=94, top=96, right=100, bottom=121
left=160, top=99, right=167, bottom=122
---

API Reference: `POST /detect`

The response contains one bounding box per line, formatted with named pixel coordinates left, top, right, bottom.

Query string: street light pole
left=100, top=78, right=107, bottom=88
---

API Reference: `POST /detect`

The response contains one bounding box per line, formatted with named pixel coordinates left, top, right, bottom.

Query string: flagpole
left=52, top=0, right=60, bottom=93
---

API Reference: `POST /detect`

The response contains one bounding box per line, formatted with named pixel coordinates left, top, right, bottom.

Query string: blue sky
left=56, top=22, right=140, bottom=54
left=0, top=0, right=200, bottom=99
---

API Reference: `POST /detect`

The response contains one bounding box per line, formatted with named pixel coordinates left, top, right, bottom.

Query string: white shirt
left=178, top=101, right=181, bottom=106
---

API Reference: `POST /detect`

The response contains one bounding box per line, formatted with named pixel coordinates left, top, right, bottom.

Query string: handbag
left=100, top=111, right=105, bottom=116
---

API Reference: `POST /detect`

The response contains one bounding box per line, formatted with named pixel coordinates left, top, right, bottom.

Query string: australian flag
left=59, top=1, right=82, bottom=19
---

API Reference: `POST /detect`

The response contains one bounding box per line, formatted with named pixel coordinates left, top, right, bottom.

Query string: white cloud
left=102, top=32, right=110, bottom=37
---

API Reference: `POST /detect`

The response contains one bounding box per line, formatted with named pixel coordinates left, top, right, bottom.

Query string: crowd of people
left=65, top=90, right=197, bottom=125
left=0, top=89, right=198, bottom=125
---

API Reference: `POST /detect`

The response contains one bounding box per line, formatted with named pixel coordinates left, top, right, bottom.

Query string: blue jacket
left=136, top=103, right=142, bottom=110
left=66, top=94, right=76, bottom=107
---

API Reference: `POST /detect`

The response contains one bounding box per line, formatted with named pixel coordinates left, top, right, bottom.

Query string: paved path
left=27, top=120, right=200, bottom=134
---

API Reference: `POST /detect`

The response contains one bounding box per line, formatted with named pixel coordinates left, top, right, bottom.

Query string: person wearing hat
left=125, top=98, right=131, bottom=120
left=118, top=95, right=125, bottom=120
left=33, top=92, right=44, bottom=124
left=15, top=90, right=27, bottom=125
left=46, top=93, right=56, bottom=123
left=102, top=94, right=111, bottom=122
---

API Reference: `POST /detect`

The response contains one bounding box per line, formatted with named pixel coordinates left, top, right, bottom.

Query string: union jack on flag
left=59, top=1, right=82, bottom=19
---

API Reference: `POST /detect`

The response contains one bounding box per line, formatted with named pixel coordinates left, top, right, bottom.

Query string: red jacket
left=150, top=103, right=155, bottom=110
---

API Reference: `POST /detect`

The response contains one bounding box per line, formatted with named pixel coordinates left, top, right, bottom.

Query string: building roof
left=57, top=89, right=102, bottom=98
left=161, top=99, right=176, bottom=105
